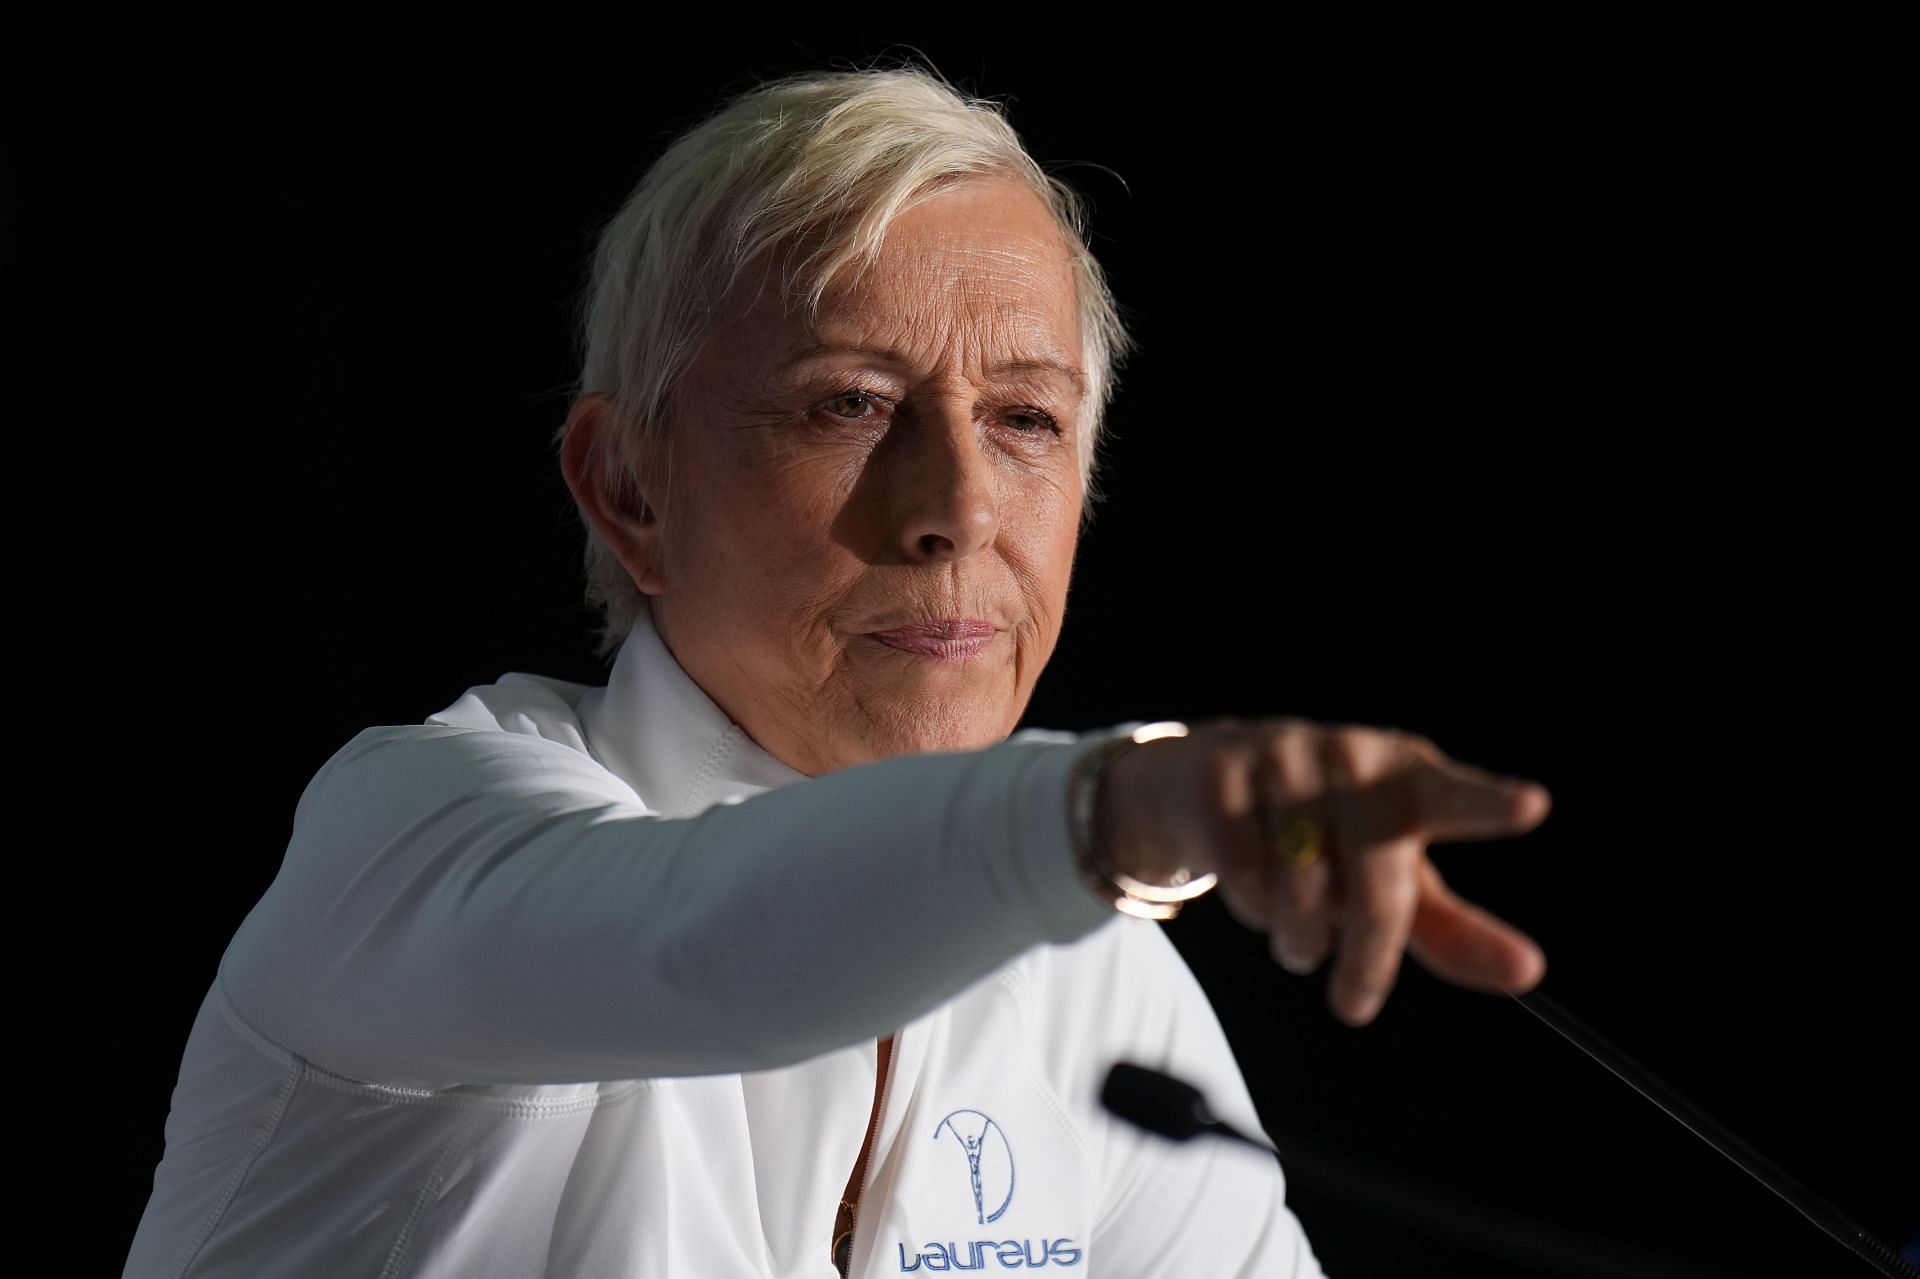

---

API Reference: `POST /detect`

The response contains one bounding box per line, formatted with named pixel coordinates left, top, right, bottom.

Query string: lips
left=868, top=619, right=997, bottom=661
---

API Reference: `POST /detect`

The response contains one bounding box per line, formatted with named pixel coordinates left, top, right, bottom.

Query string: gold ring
left=1273, top=814, right=1325, bottom=870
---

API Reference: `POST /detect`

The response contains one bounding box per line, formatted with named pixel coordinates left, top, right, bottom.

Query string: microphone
left=1099, top=997, right=1917, bottom=1279
left=1099, top=1061, right=1276, bottom=1156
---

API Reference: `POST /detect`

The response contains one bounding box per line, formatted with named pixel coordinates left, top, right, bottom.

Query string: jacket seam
left=214, top=972, right=655, bottom=1118
left=995, top=964, right=1094, bottom=1169
left=380, top=1109, right=487, bottom=1279
left=678, top=724, right=740, bottom=813
left=172, top=1050, right=303, bottom=1279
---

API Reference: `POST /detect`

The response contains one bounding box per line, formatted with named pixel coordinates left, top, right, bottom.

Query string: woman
left=124, top=65, right=1549, bottom=1278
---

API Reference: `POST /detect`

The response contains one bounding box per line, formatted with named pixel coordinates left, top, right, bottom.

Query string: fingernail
left=1347, top=992, right=1382, bottom=1024
left=1504, top=781, right=1548, bottom=815
left=1277, top=950, right=1315, bottom=975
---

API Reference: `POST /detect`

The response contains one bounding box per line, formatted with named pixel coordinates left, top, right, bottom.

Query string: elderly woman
left=124, top=66, right=1549, bottom=1278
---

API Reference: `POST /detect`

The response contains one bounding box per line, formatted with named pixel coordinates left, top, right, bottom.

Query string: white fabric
left=124, top=600, right=1326, bottom=1277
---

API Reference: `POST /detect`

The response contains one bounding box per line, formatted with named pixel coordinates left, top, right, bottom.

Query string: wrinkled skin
left=563, top=176, right=1551, bottom=1028
left=564, top=175, right=1085, bottom=779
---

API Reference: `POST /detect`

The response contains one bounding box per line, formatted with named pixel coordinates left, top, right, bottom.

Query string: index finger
left=1345, top=747, right=1552, bottom=847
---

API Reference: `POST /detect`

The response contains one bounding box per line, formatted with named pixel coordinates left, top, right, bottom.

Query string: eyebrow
left=779, top=340, right=1088, bottom=393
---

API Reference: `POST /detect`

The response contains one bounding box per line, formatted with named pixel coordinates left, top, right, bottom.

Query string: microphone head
left=1100, top=1061, right=1215, bottom=1142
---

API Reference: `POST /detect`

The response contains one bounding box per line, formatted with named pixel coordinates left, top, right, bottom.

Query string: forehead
left=851, top=177, right=1072, bottom=277
left=719, top=178, right=1084, bottom=370
left=826, top=178, right=1076, bottom=317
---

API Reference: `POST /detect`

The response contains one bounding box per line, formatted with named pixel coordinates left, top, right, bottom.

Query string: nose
left=886, top=396, right=998, bottom=563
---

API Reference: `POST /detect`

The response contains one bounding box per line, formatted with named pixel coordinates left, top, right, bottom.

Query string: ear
left=559, top=391, right=668, bottom=597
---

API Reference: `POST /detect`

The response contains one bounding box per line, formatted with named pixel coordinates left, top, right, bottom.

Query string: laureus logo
left=933, top=1109, right=1015, bottom=1225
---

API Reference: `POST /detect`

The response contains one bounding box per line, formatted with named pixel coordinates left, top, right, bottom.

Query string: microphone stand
left=1101, top=987, right=1915, bottom=1278
left=1506, top=987, right=1912, bottom=1279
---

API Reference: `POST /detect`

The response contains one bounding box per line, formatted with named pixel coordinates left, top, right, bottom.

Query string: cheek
left=730, top=441, right=856, bottom=525
left=683, top=457, right=822, bottom=568
left=687, top=472, right=857, bottom=622
left=1009, top=483, right=1082, bottom=588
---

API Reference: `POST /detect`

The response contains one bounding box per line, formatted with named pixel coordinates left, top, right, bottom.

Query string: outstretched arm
left=219, top=721, right=1123, bottom=1087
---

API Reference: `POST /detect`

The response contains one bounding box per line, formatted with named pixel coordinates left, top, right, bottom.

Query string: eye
left=1003, top=407, right=1062, bottom=435
left=823, top=389, right=888, bottom=421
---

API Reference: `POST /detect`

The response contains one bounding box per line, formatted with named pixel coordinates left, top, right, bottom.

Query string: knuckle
left=1379, top=772, right=1423, bottom=839
left=1268, top=714, right=1306, bottom=734
left=1400, top=730, right=1442, bottom=760
left=1325, top=729, right=1369, bottom=785
left=1202, top=745, right=1253, bottom=819
left=1269, top=855, right=1321, bottom=909
left=1200, top=741, right=1238, bottom=789
left=1354, top=866, right=1420, bottom=918
left=1270, top=715, right=1318, bottom=749
left=1248, top=724, right=1309, bottom=806
left=1285, top=855, right=1331, bottom=904
left=1258, top=734, right=1296, bottom=795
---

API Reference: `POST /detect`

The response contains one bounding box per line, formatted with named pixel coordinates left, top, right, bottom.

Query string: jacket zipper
left=842, top=1032, right=898, bottom=1278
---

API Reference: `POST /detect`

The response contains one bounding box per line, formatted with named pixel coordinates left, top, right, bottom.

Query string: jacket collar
left=576, top=597, right=808, bottom=818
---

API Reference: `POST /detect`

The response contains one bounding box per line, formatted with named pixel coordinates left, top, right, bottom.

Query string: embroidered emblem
left=933, top=1108, right=1015, bottom=1225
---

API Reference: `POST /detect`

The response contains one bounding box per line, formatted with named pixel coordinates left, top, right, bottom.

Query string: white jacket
left=124, top=602, right=1326, bottom=1278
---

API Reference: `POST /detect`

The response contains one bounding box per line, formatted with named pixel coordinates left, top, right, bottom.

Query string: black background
left=8, top=22, right=1911, bottom=1279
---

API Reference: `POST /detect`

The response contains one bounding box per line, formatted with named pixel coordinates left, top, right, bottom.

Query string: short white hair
left=560, top=61, right=1135, bottom=662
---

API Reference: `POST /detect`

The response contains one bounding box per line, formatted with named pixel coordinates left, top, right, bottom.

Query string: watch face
left=1069, top=729, right=1214, bottom=918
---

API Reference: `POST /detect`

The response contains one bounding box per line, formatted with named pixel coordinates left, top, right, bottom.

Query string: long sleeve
left=218, top=721, right=1122, bottom=1088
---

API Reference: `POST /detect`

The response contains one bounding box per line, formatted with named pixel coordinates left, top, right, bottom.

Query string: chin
left=859, top=698, right=1012, bottom=761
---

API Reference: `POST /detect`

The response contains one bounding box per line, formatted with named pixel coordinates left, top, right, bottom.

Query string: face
left=574, top=177, right=1088, bottom=778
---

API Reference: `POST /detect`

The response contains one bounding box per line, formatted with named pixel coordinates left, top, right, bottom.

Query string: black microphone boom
left=1099, top=1061, right=1276, bottom=1155
left=1097, top=990, right=1916, bottom=1279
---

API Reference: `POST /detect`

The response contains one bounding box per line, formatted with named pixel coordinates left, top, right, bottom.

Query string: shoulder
left=304, top=723, right=633, bottom=806
left=423, top=671, right=596, bottom=749
left=292, top=682, right=642, bottom=835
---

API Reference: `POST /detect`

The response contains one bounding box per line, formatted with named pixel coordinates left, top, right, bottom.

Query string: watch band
left=1065, top=721, right=1218, bottom=920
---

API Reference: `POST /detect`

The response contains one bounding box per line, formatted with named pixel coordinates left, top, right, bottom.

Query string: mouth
left=867, top=620, right=998, bottom=663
